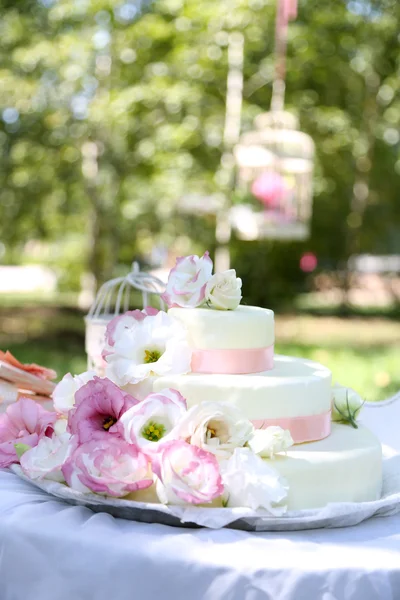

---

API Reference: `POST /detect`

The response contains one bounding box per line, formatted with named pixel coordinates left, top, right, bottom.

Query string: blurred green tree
left=0, top=0, right=398, bottom=305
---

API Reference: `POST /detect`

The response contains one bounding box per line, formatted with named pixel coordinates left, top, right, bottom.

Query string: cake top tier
left=169, top=305, right=274, bottom=350
left=161, top=251, right=274, bottom=360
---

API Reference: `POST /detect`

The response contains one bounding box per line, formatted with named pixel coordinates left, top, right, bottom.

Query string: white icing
left=267, top=423, right=382, bottom=510
left=168, top=305, right=274, bottom=350
left=153, top=355, right=332, bottom=420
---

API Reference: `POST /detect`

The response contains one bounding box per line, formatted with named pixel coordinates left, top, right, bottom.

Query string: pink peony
left=0, top=398, right=56, bottom=468
left=67, top=377, right=139, bottom=444
left=62, top=438, right=153, bottom=497
left=161, top=252, right=213, bottom=308
left=104, top=307, right=159, bottom=350
left=153, top=440, right=224, bottom=505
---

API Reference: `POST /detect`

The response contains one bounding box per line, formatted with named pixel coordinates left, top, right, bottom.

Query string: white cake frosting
left=168, top=305, right=274, bottom=349
left=265, top=423, right=382, bottom=510
left=153, top=354, right=332, bottom=420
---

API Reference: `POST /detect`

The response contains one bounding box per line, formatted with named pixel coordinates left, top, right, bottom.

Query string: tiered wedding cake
left=1, top=251, right=382, bottom=515
left=154, top=305, right=382, bottom=510
left=101, top=251, right=382, bottom=511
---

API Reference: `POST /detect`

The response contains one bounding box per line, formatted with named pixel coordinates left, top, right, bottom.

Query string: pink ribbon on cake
left=252, top=410, right=331, bottom=444
left=191, top=346, right=274, bottom=375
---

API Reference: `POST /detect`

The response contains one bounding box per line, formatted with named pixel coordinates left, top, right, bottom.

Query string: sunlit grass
left=275, top=315, right=400, bottom=401
left=275, top=342, right=399, bottom=401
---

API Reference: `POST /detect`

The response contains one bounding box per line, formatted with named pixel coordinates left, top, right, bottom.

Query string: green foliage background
left=0, top=0, right=399, bottom=306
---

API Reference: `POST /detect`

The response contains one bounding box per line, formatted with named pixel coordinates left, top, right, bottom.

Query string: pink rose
left=153, top=440, right=224, bottom=505
left=0, top=398, right=56, bottom=468
left=161, top=252, right=213, bottom=308
left=68, top=377, right=139, bottom=444
left=62, top=438, right=153, bottom=497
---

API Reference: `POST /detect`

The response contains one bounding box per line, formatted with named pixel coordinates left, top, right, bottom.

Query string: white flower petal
left=20, top=433, right=73, bottom=483
left=52, top=371, right=96, bottom=416
left=174, top=401, right=254, bottom=459
left=220, top=447, right=288, bottom=514
left=104, top=311, right=192, bottom=386
left=247, top=427, right=293, bottom=459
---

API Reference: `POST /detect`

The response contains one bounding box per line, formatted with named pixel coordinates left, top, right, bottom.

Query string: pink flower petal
left=68, top=377, right=139, bottom=444
left=0, top=398, right=56, bottom=467
left=63, top=437, right=153, bottom=497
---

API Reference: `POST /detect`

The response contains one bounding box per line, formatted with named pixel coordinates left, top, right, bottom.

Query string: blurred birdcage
left=85, top=263, right=166, bottom=374
left=232, top=110, right=314, bottom=241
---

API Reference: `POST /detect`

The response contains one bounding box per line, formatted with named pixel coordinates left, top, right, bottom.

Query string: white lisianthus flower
left=174, top=401, right=254, bottom=460
left=220, top=447, right=288, bottom=514
left=161, top=252, right=213, bottom=308
left=52, top=371, right=96, bottom=416
left=120, top=388, right=187, bottom=453
left=205, top=269, right=242, bottom=311
left=104, top=311, right=192, bottom=387
left=331, top=384, right=364, bottom=428
left=20, top=433, right=74, bottom=483
left=247, top=426, right=294, bottom=459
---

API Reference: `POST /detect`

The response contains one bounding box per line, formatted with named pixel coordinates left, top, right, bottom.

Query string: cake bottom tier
left=264, top=423, right=382, bottom=511
left=130, top=424, right=382, bottom=513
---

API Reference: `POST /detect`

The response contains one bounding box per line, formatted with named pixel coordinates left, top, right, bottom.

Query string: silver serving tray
left=10, top=451, right=400, bottom=531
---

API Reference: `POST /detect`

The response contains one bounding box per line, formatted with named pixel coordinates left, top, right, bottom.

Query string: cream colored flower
left=247, top=426, right=293, bottom=459
left=205, top=269, right=242, bottom=310
left=220, top=448, right=288, bottom=514
left=174, top=401, right=254, bottom=459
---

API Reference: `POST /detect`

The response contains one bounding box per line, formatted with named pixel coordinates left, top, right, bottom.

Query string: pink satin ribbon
left=191, top=346, right=274, bottom=375
left=252, top=410, right=331, bottom=444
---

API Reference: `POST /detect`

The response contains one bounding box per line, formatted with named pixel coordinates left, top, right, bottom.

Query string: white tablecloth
left=1, top=470, right=400, bottom=600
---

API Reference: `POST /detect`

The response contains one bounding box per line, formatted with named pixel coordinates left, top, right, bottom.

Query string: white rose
left=220, top=447, right=288, bottom=514
left=174, top=401, right=254, bottom=459
left=331, top=384, right=364, bottom=427
left=20, top=433, right=74, bottom=483
left=205, top=269, right=242, bottom=310
left=52, top=371, right=96, bottom=416
left=247, top=426, right=294, bottom=459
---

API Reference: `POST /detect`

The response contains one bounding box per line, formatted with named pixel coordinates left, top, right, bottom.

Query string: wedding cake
left=1, top=251, right=382, bottom=516
left=150, top=257, right=382, bottom=510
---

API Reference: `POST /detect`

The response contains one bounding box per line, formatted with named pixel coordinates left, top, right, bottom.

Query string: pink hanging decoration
left=272, top=0, right=298, bottom=110
left=280, top=0, right=298, bottom=25
left=251, top=172, right=287, bottom=209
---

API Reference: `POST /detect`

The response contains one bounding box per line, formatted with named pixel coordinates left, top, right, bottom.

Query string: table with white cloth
left=1, top=468, right=400, bottom=600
